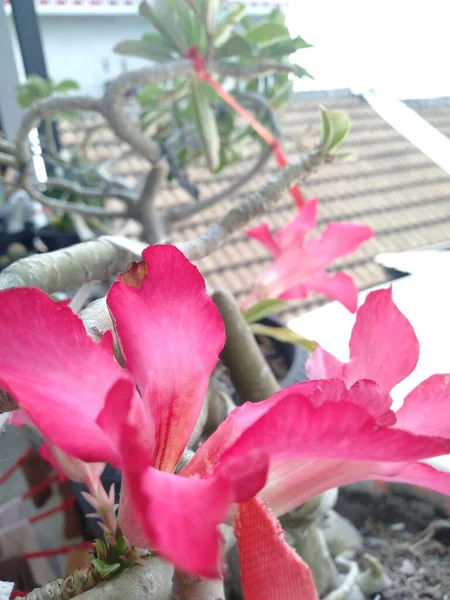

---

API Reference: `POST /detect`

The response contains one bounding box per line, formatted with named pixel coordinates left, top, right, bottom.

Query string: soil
left=337, top=484, right=450, bottom=599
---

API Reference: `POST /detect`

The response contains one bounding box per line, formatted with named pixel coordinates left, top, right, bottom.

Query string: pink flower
left=243, top=198, right=373, bottom=312
left=2, top=246, right=450, bottom=597
left=0, top=246, right=293, bottom=585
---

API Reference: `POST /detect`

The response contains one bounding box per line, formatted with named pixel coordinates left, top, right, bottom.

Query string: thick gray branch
left=0, top=150, right=321, bottom=294
left=170, top=572, right=225, bottom=600
left=212, top=289, right=279, bottom=402
left=132, top=162, right=169, bottom=243
left=24, top=558, right=173, bottom=600
left=179, top=149, right=323, bottom=260
left=0, top=236, right=145, bottom=293
left=76, top=560, right=172, bottom=600
left=102, top=61, right=194, bottom=163
left=14, top=96, right=103, bottom=164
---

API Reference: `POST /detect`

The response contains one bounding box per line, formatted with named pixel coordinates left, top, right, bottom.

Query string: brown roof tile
left=60, top=91, right=450, bottom=319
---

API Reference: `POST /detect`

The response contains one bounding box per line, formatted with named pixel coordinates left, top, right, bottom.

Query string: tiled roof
left=60, top=90, right=450, bottom=318
left=405, top=97, right=450, bottom=139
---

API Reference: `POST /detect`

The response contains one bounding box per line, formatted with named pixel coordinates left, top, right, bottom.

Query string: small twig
left=412, top=519, right=450, bottom=550
left=167, top=146, right=272, bottom=223
left=45, top=177, right=137, bottom=208
left=21, top=179, right=129, bottom=218
left=96, top=150, right=138, bottom=191
left=0, top=137, right=16, bottom=155
left=212, top=289, right=280, bottom=402
left=0, top=152, right=18, bottom=168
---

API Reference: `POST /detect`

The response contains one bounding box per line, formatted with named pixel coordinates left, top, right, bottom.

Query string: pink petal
left=279, top=284, right=309, bottom=300
left=0, top=288, right=125, bottom=465
left=107, top=245, right=225, bottom=473
left=124, top=468, right=233, bottom=578
left=252, top=245, right=314, bottom=299
left=344, top=287, right=420, bottom=391
left=275, top=198, right=318, bottom=250
left=395, top=374, right=450, bottom=436
left=212, top=381, right=450, bottom=515
left=305, top=222, right=373, bottom=268
left=112, top=382, right=267, bottom=574
left=348, top=380, right=395, bottom=427
left=307, top=271, right=359, bottom=313
left=181, top=395, right=279, bottom=479
left=8, top=409, right=32, bottom=428
left=235, top=498, right=318, bottom=600
left=246, top=224, right=281, bottom=258
left=305, top=347, right=345, bottom=380
left=39, top=442, right=68, bottom=481
left=97, top=379, right=152, bottom=467
left=377, top=461, right=450, bottom=496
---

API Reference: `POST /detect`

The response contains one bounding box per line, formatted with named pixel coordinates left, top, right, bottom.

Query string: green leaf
left=290, top=64, right=314, bottom=79
left=243, top=299, right=288, bottom=324
left=270, top=8, right=285, bottom=25
left=190, top=80, right=220, bottom=170
left=332, top=150, right=354, bottom=160
left=93, top=539, right=107, bottom=562
left=53, top=79, right=79, bottom=93
left=319, top=106, right=351, bottom=152
left=139, top=0, right=188, bottom=54
left=92, top=559, right=121, bottom=579
left=261, top=36, right=312, bottom=58
left=269, top=78, right=293, bottom=109
left=114, top=39, right=172, bottom=61
left=214, top=3, right=247, bottom=46
left=168, top=0, right=206, bottom=49
left=215, top=33, right=253, bottom=59
left=246, top=22, right=291, bottom=49
left=250, top=323, right=317, bottom=352
left=245, top=78, right=259, bottom=92
left=16, top=75, right=53, bottom=107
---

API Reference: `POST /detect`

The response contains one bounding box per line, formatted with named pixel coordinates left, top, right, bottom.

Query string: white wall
left=7, top=14, right=151, bottom=96
left=287, top=0, right=450, bottom=99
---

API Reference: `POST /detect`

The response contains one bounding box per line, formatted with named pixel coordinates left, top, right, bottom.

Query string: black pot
left=258, top=315, right=310, bottom=388
left=38, top=226, right=80, bottom=251
left=0, top=228, right=35, bottom=255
